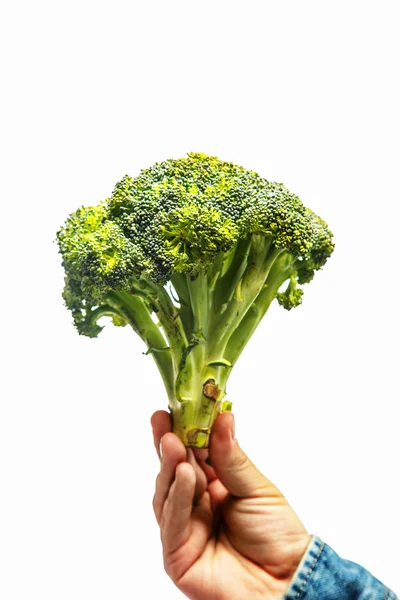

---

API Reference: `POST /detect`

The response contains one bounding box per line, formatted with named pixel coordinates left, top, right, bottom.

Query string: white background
left=1, top=1, right=399, bottom=598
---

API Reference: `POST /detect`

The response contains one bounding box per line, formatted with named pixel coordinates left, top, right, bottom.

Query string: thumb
left=210, top=412, right=281, bottom=499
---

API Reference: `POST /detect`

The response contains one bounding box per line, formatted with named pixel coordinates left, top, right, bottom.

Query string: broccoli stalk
left=57, top=152, right=334, bottom=447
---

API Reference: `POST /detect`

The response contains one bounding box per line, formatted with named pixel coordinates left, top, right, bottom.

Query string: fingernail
left=159, top=436, right=164, bottom=459
left=186, top=447, right=195, bottom=464
left=230, top=413, right=235, bottom=441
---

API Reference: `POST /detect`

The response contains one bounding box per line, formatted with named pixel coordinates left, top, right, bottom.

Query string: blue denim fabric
left=284, top=535, right=398, bottom=600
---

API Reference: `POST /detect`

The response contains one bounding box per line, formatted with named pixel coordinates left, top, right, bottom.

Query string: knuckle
left=163, top=549, right=184, bottom=583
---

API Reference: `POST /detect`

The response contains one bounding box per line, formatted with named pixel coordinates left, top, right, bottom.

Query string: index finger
left=150, top=410, right=171, bottom=459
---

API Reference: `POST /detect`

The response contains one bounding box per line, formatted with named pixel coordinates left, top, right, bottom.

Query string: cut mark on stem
left=203, top=379, right=220, bottom=401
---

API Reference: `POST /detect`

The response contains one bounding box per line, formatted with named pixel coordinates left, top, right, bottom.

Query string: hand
left=151, top=410, right=311, bottom=600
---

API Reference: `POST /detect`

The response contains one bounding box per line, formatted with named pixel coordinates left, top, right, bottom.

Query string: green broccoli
left=57, top=152, right=334, bottom=448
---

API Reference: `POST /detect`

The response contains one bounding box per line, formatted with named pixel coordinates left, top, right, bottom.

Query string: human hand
left=151, top=410, right=311, bottom=600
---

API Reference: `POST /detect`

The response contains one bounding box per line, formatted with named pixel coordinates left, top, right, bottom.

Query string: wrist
left=269, top=533, right=314, bottom=599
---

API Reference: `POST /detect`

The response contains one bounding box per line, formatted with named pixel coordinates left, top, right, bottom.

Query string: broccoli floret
left=276, top=275, right=304, bottom=310
left=57, top=152, right=334, bottom=448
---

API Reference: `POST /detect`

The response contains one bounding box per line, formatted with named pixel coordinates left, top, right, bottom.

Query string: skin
left=151, top=410, right=311, bottom=600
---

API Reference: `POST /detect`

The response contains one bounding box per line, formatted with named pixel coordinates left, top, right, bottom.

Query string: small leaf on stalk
left=143, top=346, right=170, bottom=355
left=207, top=359, right=232, bottom=368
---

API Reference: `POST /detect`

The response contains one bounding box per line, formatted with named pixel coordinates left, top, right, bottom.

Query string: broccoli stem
left=87, top=304, right=121, bottom=325
left=166, top=268, right=232, bottom=446
left=224, top=253, right=296, bottom=365
left=105, top=290, right=175, bottom=399
left=104, top=245, right=297, bottom=448
left=186, top=269, right=208, bottom=335
left=147, top=283, right=187, bottom=373
left=168, top=363, right=230, bottom=447
left=170, top=273, right=194, bottom=339
left=213, top=236, right=252, bottom=311
left=160, top=241, right=297, bottom=447
left=209, top=236, right=281, bottom=359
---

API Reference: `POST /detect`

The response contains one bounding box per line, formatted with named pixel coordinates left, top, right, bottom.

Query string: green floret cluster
left=57, top=152, right=334, bottom=447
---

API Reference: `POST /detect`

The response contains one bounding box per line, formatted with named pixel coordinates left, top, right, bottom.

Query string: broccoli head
left=57, top=152, right=334, bottom=447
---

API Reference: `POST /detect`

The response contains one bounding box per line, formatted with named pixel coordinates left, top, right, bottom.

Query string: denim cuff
left=283, top=535, right=398, bottom=600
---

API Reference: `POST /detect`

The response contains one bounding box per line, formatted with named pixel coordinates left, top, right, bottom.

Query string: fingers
left=186, top=448, right=208, bottom=502
left=210, top=412, right=282, bottom=499
left=161, top=462, right=196, bottom=555
left=192, top=447, right=209, bottom=461
left=196, top=456, right=218, bottom=483
left=206, top=478, right=229, bottom=511
left=151, top=411, right=209, bottom=517
left=153, top=433, right=187, bottom=524
left=150, top=410, right=171, bottom=459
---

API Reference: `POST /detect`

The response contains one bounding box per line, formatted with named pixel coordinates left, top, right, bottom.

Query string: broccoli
left=57, top=152, right=334, bottom=448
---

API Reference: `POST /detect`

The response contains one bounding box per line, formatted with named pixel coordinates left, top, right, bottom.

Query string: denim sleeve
left=283, top=535, right=398, bottom=600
